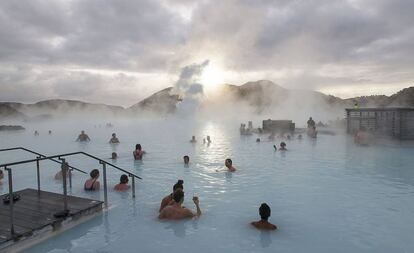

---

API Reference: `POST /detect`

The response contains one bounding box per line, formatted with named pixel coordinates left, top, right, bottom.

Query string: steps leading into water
left=0, top=188, right=103, bottom=252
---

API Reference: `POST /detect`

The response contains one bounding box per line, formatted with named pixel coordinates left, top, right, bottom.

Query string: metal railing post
left=69, top=169, right=72, bottom=189
left=101, top=162, right=108, bottom=208
left=5, top=167, right=15, bottom=236
left=60, top=159, right=68, bottom=211
left=36, top=156, right=41, bottom=194
left=131, top=174, right=136, bottom=198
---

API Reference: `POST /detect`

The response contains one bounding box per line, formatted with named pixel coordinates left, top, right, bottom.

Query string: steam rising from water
left=172, top=60, right=209, bottom=116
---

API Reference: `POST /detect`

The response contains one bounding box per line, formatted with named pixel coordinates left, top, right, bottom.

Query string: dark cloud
left=0, top=0, right=413, bottom=104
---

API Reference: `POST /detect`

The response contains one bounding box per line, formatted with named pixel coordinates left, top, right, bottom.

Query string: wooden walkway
left=0, top=188, right=103, bottom=251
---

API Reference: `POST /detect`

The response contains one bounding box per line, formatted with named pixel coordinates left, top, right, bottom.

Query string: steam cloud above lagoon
left=0, top=0, right=413, bottom=107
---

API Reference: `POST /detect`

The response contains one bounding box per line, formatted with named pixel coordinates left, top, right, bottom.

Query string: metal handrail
left=0, top=151, right=142, bottom=180
left=0, top=147, right=87, bottom=174
left=1, top=149, right=142, bottom=238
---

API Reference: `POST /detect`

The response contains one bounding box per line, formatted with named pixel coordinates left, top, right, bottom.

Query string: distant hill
left=0, top=103, right=27, bottom=120
left=128, top=87, right=181, bottom=114
left=1, top=81, right=413, bottom=121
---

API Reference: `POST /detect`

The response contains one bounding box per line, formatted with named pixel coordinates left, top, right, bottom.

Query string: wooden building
left=346, top=108, right=414, bottom=139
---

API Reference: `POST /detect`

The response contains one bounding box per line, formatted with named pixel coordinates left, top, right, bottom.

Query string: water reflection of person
left=260, top=230, right=272, bottom=248
left=165, top=220, right=187, bottom=238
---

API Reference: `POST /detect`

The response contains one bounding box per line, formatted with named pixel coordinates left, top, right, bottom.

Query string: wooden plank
left=0, top=188, right=103, bottom=246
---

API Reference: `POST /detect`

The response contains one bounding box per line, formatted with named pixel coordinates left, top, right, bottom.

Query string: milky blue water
left=0, top=118, right=413, bottom=253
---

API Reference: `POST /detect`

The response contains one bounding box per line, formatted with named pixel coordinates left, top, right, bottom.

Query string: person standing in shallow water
left=109, top=133, right=120, bottom=143
left=133, top=144, right=146, bottom=160
left=158, top=189, right=202, bottom=220
left=76, top=130, right=90, bottom=142
left=251, top=203, right=277, bottom=230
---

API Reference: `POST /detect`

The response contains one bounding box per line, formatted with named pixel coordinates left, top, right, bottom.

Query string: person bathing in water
left=183, top=155, right=190, bottom=165
left=109, top=133, right=120, bottom=144
left=114, top=174, right=130, bottom=191
left=225, top=158, right=236, bottom=172
left=133, top=144, right=146, bottom=160
left=54, top=162, right=71, bottom=180
left=84, top=169, right=100, bottom=191
left=279, top=142, right=287, bottom=151
left=159, top=180, right=184, bottom=212
left=111, top=152, right=118, bottom=160
left=76, top=130, right=90, bottom=142
left=190, top=136, right=197, bottom=143
left=0, top=169, right=4, bottom=185
left=251, top=203, right=277, bottom=230
left=158, top=189, right=202, bottom=220
left=203, top=136, right=211, bottom=144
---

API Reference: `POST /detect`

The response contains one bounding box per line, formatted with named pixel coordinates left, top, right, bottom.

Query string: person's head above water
left=90, top=169, right=99, bottom=179
left=225, top=158, right=233, bottom=167
left=256, top=138, right=260, bottom=142
left=111, top=152, right=117, bottom=159
left=135, top=144, right=142, bottom=151
left=172, top=188, right=185, bottom=204
left=112, top=133, right=116, bottom=137
left=259, top=203, right=271, bottom=221
left=81, top=130, right=85, bottom=134
left=183, top=155, right=190, bottom=164
left=120, top=174, right=129, bottom=184
left=280, top=142, right=286, bottom=147
left=173, top=179, right=184, bottom=191
left=192, top=136, right=196, bottom=140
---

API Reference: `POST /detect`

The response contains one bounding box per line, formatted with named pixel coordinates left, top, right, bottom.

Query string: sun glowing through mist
left=199, top=64, right=225, bottom=91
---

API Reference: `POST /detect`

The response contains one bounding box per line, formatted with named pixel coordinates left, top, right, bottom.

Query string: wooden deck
left=0, top=188, right=103, bottom=251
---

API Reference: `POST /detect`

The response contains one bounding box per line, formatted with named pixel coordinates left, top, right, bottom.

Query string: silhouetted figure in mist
left=307, top=117, right=315, bottom=129
left=251, top=203, right=277, bottom=230
left=190, top=136, right=197, bottom=143
left=109, top=133, right=120, bottom=144
left=76, top=130, right=90, bottom=142
left=54, top=162, right=71, bottom=180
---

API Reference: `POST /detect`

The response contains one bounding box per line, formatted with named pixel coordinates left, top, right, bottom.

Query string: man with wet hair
left=159, top=180, right=184, bottom=212
left=251, top=203, right=277, bottom=230
left=225, top=158, right=236, bottom=172
left=158, top=189, right=202, bottom=220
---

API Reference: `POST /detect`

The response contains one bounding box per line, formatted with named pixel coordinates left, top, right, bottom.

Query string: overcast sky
left=0, top=0, right=413, bottom=106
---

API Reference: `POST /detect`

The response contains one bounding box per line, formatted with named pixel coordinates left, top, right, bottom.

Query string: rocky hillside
left=1, top=81, right=413, bottom=120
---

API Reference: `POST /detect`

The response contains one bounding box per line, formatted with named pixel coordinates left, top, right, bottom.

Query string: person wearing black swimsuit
left=84, top=169, right=100, bottom=191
